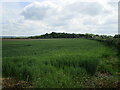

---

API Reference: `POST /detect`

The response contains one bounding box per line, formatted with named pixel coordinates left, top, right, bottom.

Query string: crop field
left=2, top=39, right=119, bottom=88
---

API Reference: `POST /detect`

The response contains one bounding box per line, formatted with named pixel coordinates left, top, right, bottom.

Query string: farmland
left=2, top=38, right=119, bottom=88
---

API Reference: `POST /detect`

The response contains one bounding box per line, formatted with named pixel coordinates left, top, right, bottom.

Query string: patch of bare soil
left=2, top=78, right=32, bottom=88
left=84, top=73, right=120, bottom=88
left=0, top=78, right=2, bottom=89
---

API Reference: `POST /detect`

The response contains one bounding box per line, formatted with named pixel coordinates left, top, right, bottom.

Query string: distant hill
left=0, top=36, right=16, bottom=39
left=1, top=36, right=27, bottom=39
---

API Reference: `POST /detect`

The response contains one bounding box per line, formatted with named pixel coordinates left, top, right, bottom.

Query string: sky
left=0, top=0, right=119, bottom=36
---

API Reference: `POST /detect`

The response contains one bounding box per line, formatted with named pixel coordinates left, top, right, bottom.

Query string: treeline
left=28, top=32, right=120, bottom=48
left=28, top=32, right=119, bottom=39
left=29, top=32, right=90, bottom=39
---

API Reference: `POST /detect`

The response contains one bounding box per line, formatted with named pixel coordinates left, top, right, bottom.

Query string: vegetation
left=29, top=32, right=120, bottom=49
left=3, top=32, right=120, bottom=49
left=2, top=38, right=119, bottom=88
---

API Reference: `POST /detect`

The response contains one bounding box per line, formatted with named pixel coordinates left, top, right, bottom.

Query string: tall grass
left=2, top=38, right=119, bottom=88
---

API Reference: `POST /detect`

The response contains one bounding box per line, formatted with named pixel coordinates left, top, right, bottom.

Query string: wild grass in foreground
left=2, top=39, right=119, bottom=88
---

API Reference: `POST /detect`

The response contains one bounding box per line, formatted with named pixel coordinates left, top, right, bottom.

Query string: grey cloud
left=21, top=7, right=47, bottom=20
left=108, top=1, right=118, bottom=7
left=66, top=2, right=104, bottom=16
left=21, top=2, right=52, bottom=20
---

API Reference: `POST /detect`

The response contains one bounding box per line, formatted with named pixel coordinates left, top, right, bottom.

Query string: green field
left=2, top=39, right=119, bottom=88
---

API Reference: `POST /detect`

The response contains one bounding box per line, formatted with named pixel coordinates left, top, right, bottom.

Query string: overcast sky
left=0, top=0, right=119, bottom=36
